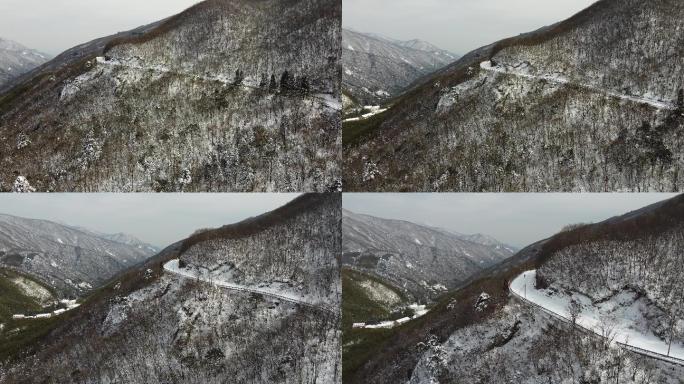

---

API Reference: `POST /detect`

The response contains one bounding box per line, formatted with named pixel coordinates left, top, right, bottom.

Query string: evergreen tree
left=280, top=71, right=292, bottom=92
left=269, top=74, right=278, bottom=92
left=299, top=76, right=310, bottom=94
left=233, top=69, right=244, bottom=86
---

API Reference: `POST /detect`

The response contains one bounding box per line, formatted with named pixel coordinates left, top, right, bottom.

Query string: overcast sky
left=344, top=0, right=598, bottom=54
left=0, top=0, right=201, bottom=55
left=0, top=194, right=299, bottom=248
left=343, top=194, right=679, bottom=248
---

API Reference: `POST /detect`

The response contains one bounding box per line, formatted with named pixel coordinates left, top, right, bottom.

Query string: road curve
left=510, top=270, right=684, bottom=367
left=163, top=259, right=338, bottom=316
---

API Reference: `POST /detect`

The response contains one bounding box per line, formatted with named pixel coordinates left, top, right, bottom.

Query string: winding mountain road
left=163, top=259, right=337, bottom=315
left=92, top=57, right=341, bottom=111
left=480, top=60, right=677, bottom=111
left=510, top=270, right=684, bottom=367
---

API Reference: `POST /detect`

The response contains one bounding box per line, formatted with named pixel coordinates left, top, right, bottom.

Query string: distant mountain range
left=0, top=38, right=49, bottom=87
left=342, top=29, right=458, bottom=107
left=0, top=213, right=158, bottom=298
left=342, top=209, right=514, bottom=302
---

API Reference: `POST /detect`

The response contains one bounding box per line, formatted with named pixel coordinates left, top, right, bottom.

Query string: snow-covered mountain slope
left=342, top=29, right=457, bottom=106
left=344, top=194, right=684, bottom=384
left=342, top=209, right=514, bottom=302
left=69, top=228, right=160, bottom=254
left=180, top=193, right=341, bottom=308
left=0, top=193, right=341, bottom=384
left=537, top=218, right=684, bottom=348
left=0, top=214, right=156, bottom=297
left=511, top=270, right=684, bottom=363
left=0, top=0, right=341, bottom=192
left=0, top=38, right=49, bottom=88
left=344, top=0, right=684, bottom=192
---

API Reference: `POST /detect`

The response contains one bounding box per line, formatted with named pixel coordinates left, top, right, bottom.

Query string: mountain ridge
left=342, top=29, right=457, bottom=106
left=0, top=38, right=50, bottom=88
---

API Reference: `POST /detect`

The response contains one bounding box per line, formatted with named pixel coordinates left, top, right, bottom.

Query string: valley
left=342, top=29, right=458, bottom=108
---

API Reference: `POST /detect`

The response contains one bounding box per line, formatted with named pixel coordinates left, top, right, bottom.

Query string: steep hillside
left=0, top=38, right=49, bottom=88
left=343, top=209, right=514, bottom=302
left=0, top=193, right=341, bottom=384
left=344, top=195, right=684, bottom=384
left=342, top=29, right=457, bottom=107
left=0, top=214, right=156, bottom=298
left=344, top=0, right=684, bottom=192
left=0, top=0, right=341, bottom=192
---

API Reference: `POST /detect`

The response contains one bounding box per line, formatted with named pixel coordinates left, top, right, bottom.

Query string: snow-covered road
left=163, top=259, right=337, bottom=315
left=510, top=270, right=684, bottom=365
left=480, top=60, right=676, bottom=111
left=92, top=57, right=341, bottom=111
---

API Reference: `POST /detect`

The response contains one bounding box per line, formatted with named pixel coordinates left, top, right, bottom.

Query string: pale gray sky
left=344, top=0, right=598, bottom=54
left=343, top=194, right=679, bottom=248
left=0, top=194, right=299, bottom=248
left=0, top=0, right=201, bottom=55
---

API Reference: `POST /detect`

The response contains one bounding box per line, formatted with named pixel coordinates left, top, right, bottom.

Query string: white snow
left=480, top=60, right=676, bottom=110
left=11, top=276, right=54, bottom=304
left=511, top=270, right=684, bottom=362
left=12, top=299, right=80, bottom=320
left=357, top=303, right=429, bottom=329
left=343, top=105, right=389, bottom=122
left=163, top=259, right=336, bottom=314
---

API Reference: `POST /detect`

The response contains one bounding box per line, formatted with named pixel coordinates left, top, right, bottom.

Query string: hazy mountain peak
left=343, top=210, right=514, bottom=302
left=0, top=213, right=157, bottom=297
left=342, top=28, right=458, bottom=105
left=0, top=37, right=49, bottom=87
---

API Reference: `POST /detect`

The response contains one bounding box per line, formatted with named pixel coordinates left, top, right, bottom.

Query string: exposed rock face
left=0, top=0, right=341, bottom=192
left=0, top=214, right=156, bottom=297
left=0, top=194, right=341, bottom=384
left=342, top=209, right=514, bottom=302
left=342, top=29, right=457, bottom=106
left=0, top=38, right=49, bottom=87
left=344, top=0, right=684, bottom=192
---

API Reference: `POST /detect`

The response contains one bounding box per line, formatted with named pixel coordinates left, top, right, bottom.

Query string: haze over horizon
left=0, top=0, right=201, bottom=55
left=343, top=194, right=678, bottom=248
left=0, top=194, right=300, bottom=248
left=343, top=0, right=598, bottom=54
